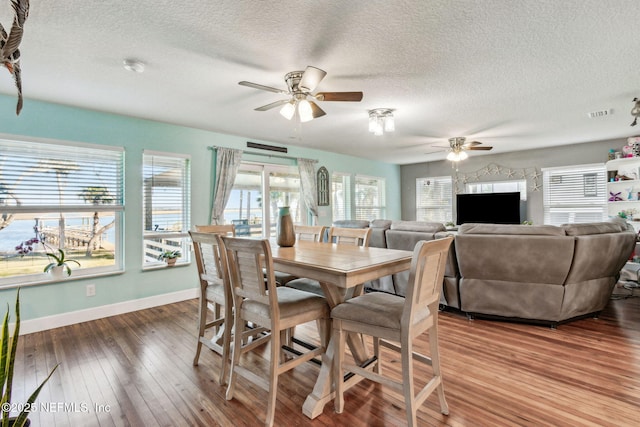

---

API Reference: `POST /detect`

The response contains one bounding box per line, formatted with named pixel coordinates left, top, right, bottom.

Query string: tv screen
left=456, top=192, right=521, bottom=225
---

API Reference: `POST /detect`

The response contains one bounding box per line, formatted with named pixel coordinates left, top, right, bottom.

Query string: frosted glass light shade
left=298, top=100, right=313, bottom=122
left=280, top=101, right=296, bottom=120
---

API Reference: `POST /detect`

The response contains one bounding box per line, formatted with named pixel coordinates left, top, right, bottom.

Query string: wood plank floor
left=12, top=284, right=640, bottom=427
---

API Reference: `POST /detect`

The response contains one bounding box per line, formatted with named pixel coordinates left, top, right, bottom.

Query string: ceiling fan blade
left=467, top=145, right=493, bottom=150
left=309, top=101, right=326, bottom=119
left=298, top=66, right=327, bottom=92
left=315, top=92, right=363, bottom=102
left=254, top=99, right=290, bottom=111
left=463, top=140, right=483, bottom=147
left=239, top=81, right=288, bottom=95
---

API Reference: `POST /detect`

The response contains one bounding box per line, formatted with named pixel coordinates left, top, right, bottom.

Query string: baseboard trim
left=20, top=288, right=198, bottom=335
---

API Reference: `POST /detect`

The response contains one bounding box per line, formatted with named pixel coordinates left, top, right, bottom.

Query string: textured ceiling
left=1, top=0, right=639, bottom=164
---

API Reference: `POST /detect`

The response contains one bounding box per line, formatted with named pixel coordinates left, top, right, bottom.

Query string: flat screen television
left=456, top=192, right=521, bottom=225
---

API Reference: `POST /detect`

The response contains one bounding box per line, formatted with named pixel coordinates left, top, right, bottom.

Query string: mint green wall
left=0, top=95, right=400, bottom=320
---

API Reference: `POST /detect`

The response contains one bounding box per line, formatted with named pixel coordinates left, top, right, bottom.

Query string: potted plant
left=2, top=289, right=58, bottom=427
left=43, top=249, right=81, bottom=278
left=158, top=249, right=181, bottom=266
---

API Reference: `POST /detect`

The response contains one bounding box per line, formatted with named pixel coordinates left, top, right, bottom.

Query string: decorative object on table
left=316, top=166, right=329, bottom=206
left=0, top=0, right=30, bottom=115
left=631, top=97, right=640, bottom=126
left=2, top=289, right=59, bottom=427
left=276, top=206, right=295, bottom=247
left=609, top=191, right=623, bottom=202
left=44, top=249, right=81, bottom=278
left=158, top=249, right=181, bottom=266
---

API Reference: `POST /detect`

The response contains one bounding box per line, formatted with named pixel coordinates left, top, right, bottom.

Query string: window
left=331, top=172, right=351, bottom=221
left=416, top=177, right=452, bottom=222
left=0, top=137, right=124, bottom=286
left=222, top=163, right=302, bottom=237
left=466, top=179, right=527, bottom=200
left=355, top=175, right=385, bottom=220
left=142, top=151, right=191, bottom=268
left=543, top=164, right=607, bottom=226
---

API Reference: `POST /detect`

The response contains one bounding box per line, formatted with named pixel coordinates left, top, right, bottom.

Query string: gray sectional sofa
left=332, top=219, right=636, bottom=325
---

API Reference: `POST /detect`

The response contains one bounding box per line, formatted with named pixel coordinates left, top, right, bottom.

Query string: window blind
left=355, top=175, right=385, bottom=220
left=0, top=138, right=124, bottom=213
left=542, top=164, right=607, bottom=225
left=416, top=176, right=452, bottom=222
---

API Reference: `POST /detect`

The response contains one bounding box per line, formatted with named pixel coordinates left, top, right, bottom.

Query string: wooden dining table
left=270, top=240, right=413, bottom=419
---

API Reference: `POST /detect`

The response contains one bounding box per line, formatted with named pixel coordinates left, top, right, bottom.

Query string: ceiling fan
left=439, top=137, right=493, bottom=161
left=238, top=66, right=363, bottom=122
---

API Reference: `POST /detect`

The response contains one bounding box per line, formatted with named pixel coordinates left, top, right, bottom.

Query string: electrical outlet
left=86, top=284, right=96, bottom=297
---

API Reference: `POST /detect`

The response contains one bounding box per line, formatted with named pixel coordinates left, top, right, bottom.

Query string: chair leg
left=193, top=297, right=207, bottom=366
left=334, top=322, right=345, bottom=414
left=226, top=301, right=244, bottom=401
left=429, top=324, right=449, bottom=415
left=218, top=303, right=233, bottom=386
left=373, top=337, right=381, bottom=375
left=265, top=328, right=281, bottom=427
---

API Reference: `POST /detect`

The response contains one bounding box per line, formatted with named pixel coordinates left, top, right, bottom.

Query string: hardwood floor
left=12, top=285, right=640, bottom=427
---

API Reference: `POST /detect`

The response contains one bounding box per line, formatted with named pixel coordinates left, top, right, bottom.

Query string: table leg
left=302, top=282, right=370, bottom=419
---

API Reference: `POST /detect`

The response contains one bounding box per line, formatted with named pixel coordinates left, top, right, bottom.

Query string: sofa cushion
left=332, top=220, right=370, bottom=229
left=458, top=223, right=566, bottom=236
left=390, top=221, right=446, bottom=232
left=562, top=221, right=626, bottom=236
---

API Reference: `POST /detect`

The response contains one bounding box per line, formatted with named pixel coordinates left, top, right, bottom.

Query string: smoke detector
left=123, top=59, right=145, bottom=73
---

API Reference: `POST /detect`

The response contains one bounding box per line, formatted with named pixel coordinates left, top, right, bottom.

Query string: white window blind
left=543, top=163, right=607, bottom=225
left=416, top=176, right=452, bottom=222
left=331, top=172, right=351, bottom=221
left=142, top=151, right=191, bottom=267
left=0, top=137, right=124, bottom=285
left=466, top=179, right=527, bottom=200
left=355, top=175, right=385, bottom=220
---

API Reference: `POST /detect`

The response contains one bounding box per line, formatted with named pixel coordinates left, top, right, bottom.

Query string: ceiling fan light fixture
left=298, top=99, right=314, bottom=122
left=368, top=108, right=395, bottom=136
left=280, top=100, right=296, bottom=120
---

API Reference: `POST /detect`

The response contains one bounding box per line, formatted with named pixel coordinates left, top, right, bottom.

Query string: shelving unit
left=606, top=157, right=640, bottom=231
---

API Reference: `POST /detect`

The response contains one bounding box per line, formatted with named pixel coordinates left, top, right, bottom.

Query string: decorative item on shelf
left=609, top=191, right=623, bottom=202
left=608, top=149, right=616, bottom=161
left=276, top=206, right=295, bottom=247
left=158, top=249, right=181, bottom=266
left=615, top=151, right=623, bottom=159
left=617, top=165, right=639, bottom=181
left=618, top=209, right=638, bottom=220
left=627, top=187, right=637, bottom=200
left=2, top=289, right=59, bottom=427
left=622, top=145, right=635, bottom=158
left=522, top=220, right=533, bottom=225
left=628, top=136, right=640, bottom=156
left=44, top=249, right=81, bottom=278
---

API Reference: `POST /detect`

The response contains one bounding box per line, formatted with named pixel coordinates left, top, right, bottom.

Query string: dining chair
left=190, top=224, right=235, bottom=385
left=294, top=224, right=327, bottom=242
left=286, top=226, right=371, bottom=296
left=220, top=236, right=330, bottom=427
left=332, top=236, right=454, bottom=427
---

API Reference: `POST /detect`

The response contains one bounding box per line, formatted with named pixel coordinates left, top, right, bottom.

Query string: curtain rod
left=208, top=146, right=317, bottom=163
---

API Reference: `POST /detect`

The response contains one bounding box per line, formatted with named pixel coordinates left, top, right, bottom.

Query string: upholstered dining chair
left=190, top=224, right=235, bottom=385
left=332, top=236, right=454, bottom=427
left=220, top=236, right=330, bottom=427
left=286, top=226, right=372, bottom=296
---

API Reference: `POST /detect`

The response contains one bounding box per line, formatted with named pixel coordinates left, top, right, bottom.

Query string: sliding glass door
left=223, top=163, right=303, bottom=237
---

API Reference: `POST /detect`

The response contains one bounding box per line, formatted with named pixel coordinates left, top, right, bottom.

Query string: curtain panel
left=210, top=147, right=243, bottom=224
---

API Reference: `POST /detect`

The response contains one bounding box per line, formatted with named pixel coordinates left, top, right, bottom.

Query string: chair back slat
left=403, top=236, right=454, bottom=324
left=221, top=237, right=275, bottom=306
left=328, top=227, right=372, bottom=247
left=294, top=225, right=327, bottom=242
left=194, top=224, right=236, bottom=235
left=189, top=231, right=227, bottom=287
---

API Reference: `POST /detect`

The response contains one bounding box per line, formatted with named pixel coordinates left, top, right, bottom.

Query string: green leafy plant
left=1, top=289, right=58, bottom=427
left=522, top=220, right=533, bottom=225
left=43, top=249, right=81, bottom=276
left=157, top=249, right=181, bottom=261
